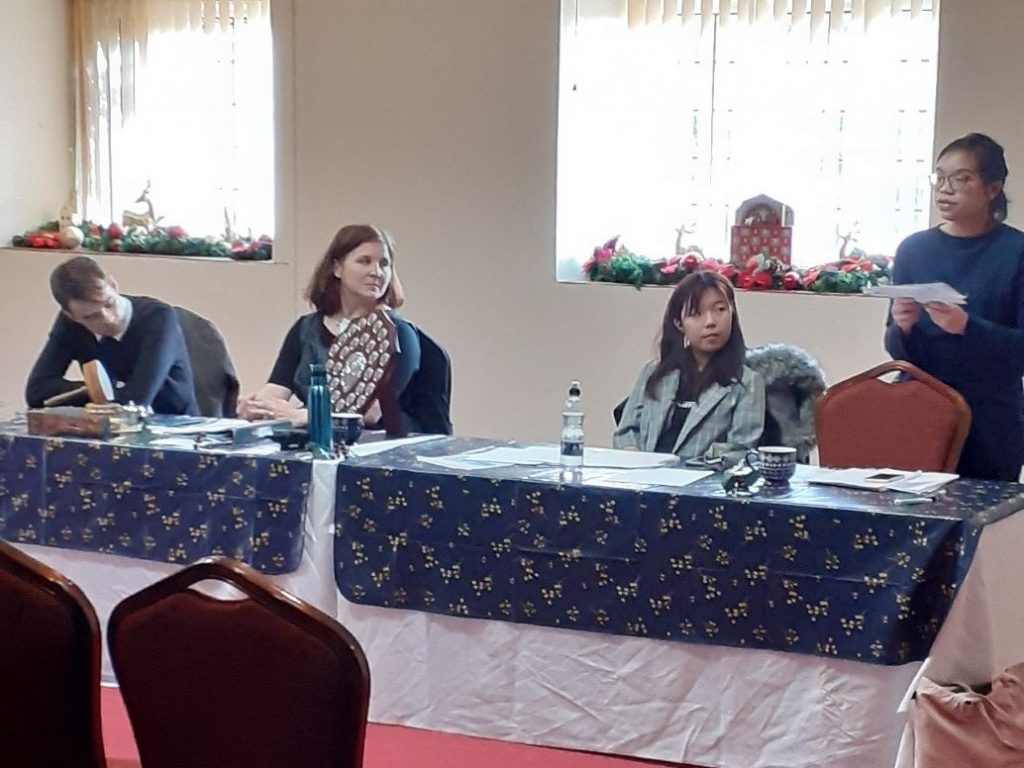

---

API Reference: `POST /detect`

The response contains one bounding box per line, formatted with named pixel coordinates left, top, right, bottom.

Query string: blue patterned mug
left=331, top=412, right=363, bottom=446
left=755, top=446, right=797, bottom=484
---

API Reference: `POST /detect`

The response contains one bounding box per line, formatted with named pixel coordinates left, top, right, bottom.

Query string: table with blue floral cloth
left=333, top=437, right=1024, bottom=665
left=0, top=429, right=312, bottom=574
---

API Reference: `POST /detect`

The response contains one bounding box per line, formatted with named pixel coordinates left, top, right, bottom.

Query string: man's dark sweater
left=25, top=295, right=199, bottom=415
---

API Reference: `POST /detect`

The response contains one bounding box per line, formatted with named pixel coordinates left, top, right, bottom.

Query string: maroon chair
left=815, top=360, right=972, bottom=472
left=108, top=557, right=370, bottom=768
left=0, top=539, right=106, bottom=768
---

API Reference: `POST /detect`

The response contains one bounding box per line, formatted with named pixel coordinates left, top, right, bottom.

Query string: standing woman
left=239, top=224, right=422, bottom=432
left=613, top=271, right=765, bottom=460
left=886, top=133, right=1024, bottom=481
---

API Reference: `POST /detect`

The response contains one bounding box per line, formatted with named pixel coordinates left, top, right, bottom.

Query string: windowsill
left=1, top=246, right=289, bottom=266
left=557, top=276, right=890, bottom=299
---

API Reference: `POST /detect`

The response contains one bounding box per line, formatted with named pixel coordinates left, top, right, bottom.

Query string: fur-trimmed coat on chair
left=745, top=344, right=826, bottom=462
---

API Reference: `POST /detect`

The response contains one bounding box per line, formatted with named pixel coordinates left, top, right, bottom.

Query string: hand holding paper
left=864, top=282, right=967, bottom=305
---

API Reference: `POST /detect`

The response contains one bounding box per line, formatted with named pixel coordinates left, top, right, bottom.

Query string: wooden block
left=27, top=407, right=111, bottom=439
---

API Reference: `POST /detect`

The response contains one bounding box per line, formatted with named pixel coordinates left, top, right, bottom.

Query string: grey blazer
left=612, top=362, right=765, bottom=460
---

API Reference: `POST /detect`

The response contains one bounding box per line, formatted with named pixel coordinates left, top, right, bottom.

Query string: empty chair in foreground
left=108, top=556, right=370, bottom=768
left=0, top=539, right=107, bottom=768
left=815, top=360, right=971, bottom=473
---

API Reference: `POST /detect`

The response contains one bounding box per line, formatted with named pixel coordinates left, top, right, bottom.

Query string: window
left=556, top=0, right=939, bottom=277
left=74, top=0, right=274, bottom=240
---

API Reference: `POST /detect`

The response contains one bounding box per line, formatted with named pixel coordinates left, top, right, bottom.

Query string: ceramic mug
left=331, top=412, right=364, bottom=446
left=755, top=446, right=797, bottom=484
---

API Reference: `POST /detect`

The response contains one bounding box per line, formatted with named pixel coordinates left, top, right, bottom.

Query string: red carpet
left=101, top=686, right=689, bottom=768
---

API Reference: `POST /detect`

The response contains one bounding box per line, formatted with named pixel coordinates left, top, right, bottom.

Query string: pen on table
left=894, top=495, right=936, bottom=506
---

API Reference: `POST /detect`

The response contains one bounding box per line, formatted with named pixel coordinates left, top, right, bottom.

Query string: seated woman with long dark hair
left=238, top=224, right=423, bottom=433
left=613, top=271, right=765, bottom=460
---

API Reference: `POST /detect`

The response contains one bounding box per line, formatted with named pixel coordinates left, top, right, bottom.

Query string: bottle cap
left=310, top=362, right=327, bottom=375
left=568, top=380, right=581, bottom=397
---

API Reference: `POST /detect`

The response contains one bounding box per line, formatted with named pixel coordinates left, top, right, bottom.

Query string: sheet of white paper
left=886, top=472, right=958, bottom=495
left=454, top=444, right=678, bottom=469
left=526, top=467, right=624, bottom=485
left=202, top=440, right=283, bottom=456
left=602, top=467, right=714, bottom=487
left=348, top=434, right=446, bottom=458
left=415, top=455, right=513, bottom=471
left=584, top=446, right=681, bottom=469
left=146, top=436, right=197, bottom=449
left=453, top=446, right=552, bottom=465
left=862, top=282, right=967, bottom=305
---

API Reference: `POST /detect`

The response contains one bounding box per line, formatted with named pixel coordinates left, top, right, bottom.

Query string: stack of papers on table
left=805, top=467, right=958, bottom=495
left=862, top=282, right=967, bottom=305
left=145, top=417, right=252, bottom=435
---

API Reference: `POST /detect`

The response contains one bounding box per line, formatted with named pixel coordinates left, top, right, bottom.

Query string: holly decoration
left=12, top=220, right=273, bottom=261
left=584, top=236, right=891, bottom=294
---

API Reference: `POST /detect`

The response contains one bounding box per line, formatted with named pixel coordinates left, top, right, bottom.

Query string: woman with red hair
left=239, top=223, right=421, bottom=433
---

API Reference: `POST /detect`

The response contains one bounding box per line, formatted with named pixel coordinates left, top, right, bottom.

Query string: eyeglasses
left=928, top=171, right=977, bottom=192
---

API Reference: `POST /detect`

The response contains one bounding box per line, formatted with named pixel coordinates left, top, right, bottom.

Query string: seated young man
left=25, top=256, right=198, bottom=415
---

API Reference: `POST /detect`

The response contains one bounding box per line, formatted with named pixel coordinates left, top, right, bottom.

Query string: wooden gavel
left=42, top=360, right=114, bottom=407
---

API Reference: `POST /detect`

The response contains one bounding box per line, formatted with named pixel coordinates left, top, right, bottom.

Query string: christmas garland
left=11, top=220, right=272, bottom=261
left=582, top=236, right=892, bottom=293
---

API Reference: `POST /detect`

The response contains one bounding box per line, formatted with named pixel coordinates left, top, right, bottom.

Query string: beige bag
left=913, top=663, right=1024, bottom=767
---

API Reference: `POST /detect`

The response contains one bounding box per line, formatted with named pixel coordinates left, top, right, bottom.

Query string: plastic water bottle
left=560, top=380, right=584, bottom=468
left=307, top=363, right=334, bottom=454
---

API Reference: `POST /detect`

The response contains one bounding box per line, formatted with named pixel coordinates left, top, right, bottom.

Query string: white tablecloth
left=17, top=460, right=1024, bottom=768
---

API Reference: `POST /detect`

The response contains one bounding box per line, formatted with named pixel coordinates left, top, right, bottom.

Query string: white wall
left=0, top=0, right=1019, bottom=444
left=0, top=0, right=73, bottom=241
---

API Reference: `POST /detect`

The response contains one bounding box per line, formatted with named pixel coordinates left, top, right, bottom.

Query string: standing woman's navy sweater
left=885, top=223, right=1024, bottom=480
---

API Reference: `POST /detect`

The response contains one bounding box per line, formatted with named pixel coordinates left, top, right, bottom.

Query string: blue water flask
left=307, top=363, right=334, bottom=454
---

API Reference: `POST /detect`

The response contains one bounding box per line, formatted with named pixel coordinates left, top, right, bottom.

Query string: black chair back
left=406, top=327, right=453, bottom=435
left=174, top=307, right=240, bottom=417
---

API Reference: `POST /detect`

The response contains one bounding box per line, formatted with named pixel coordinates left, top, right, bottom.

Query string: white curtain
left=73, top=0, right=274, bottom=237
left=556, top=0, right=939, bottom=271
left=624, top=0, right=938, bottom=29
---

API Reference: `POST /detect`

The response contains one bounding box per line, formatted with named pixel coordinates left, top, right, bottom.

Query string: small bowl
left=331, top=412, right=364, bottom=446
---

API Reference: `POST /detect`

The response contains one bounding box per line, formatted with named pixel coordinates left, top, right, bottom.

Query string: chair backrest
left=406, top=326, right=453, bottom=435
left=0, top=539, right=106, bottom=768
left=108, top=557, right=370, bottom=768
left=173, top=306, right=240, bottom=417
left=815, top=360, right=972, bottom=472
left=746, top=343, right=826, bottom=462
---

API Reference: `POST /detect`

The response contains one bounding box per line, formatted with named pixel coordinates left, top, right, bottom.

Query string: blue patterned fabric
left=334, top=437, right=1024, bottom=665
left=0, top=432, right=311, bottom=574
